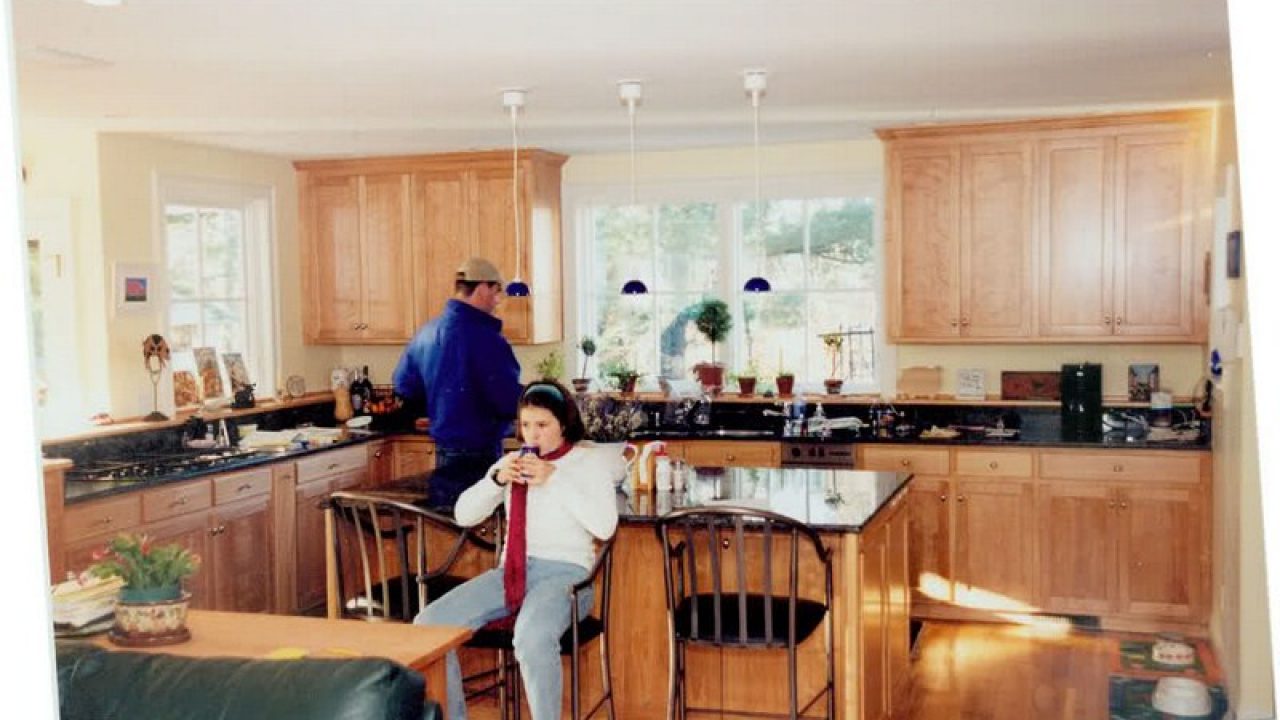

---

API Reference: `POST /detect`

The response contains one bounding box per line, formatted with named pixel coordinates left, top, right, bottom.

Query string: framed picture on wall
left=112, top=262, right=158, bottom=315
left=1128, top=363, right=1160, bottom=402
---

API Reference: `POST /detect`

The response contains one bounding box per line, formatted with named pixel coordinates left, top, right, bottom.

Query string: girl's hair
left=518, top=379, right=585, bottom=444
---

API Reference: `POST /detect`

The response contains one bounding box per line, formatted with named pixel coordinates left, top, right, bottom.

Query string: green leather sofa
left=56, top=642, right=442, bottom=720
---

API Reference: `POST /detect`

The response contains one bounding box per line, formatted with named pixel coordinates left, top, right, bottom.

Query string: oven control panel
left=780, top=442, right=856, bottom=468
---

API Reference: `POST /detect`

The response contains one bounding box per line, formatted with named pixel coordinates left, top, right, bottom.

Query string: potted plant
left=89, top=533, right=200, bottom=646
left=534, top=348, right=564, bottom=382
left=602, top=358, right=640, bottom=395
left=736, top=360, right=759, bottom=397
left=692, top=298, right=733, bottom=394
left=573, top=337, right=597, bottom=394
left=822, top=333, right=844, bottom=395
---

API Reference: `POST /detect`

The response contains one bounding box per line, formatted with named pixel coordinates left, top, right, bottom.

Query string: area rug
left=1108, top=675, right=1228, bottom=720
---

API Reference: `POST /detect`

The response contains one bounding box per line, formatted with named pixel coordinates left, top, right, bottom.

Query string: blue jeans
left=415, top=557, right=592, bottom=720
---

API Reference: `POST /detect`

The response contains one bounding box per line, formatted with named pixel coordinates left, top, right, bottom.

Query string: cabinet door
left=294, top=477, right=332, bottom=612
left=1115, top=485, right=1201, bottom=620
left=1112, top=130, right=1198, bottom=339
left=1037, top=481, right=1114, bottom=615
left=890, top=145, right=961, bottom=339
left=681, top=441, right=779, bottom=468
left=141, top=512, right=214, bottom=611
left=394, top=440, right=436, bottom=480
left=360, top=174, right=415, bottom=341
left=1038, top=137, right=1115, bottom=337
left=953, top=479, right=1036, bottom=609
left=367, top=441, right=395, bottom=487
left=961, top=141, right=1033, bottom=337
left=906, top=475, right=951, bottom=605
left=885, top=502, right=912, bottom=712
left=471, top=167, right=531, bottom=344
left=410, top=170, right=470, bottom=325
left=211, top=495, right=273, bottom=613
left=307, top=175, right=364, bottom=342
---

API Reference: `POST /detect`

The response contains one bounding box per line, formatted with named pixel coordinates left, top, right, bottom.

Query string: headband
left=521, top=382, right=566, bottom=405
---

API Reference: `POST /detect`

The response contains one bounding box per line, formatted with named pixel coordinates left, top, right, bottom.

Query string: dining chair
left=655, top=506, right=835, bottom=720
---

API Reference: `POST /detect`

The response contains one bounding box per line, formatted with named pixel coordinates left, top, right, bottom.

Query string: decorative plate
left=285, top=375, right=306, bottom=399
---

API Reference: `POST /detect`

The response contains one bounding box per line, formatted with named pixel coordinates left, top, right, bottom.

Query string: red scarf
left=489, top=442, right=572, bottom=630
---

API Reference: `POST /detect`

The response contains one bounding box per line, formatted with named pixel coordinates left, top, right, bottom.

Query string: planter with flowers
left=89, top=533, right=200, bottom=646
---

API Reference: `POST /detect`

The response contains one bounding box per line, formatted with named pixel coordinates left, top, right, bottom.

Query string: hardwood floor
left=465, top=620, right=1187, bottom=719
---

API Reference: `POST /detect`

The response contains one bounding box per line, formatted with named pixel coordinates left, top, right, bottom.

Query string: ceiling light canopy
left=502, top=89, right=530, bottom=298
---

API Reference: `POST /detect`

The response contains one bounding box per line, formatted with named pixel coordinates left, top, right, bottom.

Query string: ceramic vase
left=110, top=588, right=192, bottom=647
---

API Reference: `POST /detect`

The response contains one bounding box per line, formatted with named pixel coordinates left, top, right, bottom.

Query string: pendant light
left=742, top=70, right=771, bottom=293
left=503, top=89, right=530, bottom=297
left=618, top=80, right=649, bottom=296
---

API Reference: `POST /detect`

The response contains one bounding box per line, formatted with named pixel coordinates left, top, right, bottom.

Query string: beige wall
left=1206, top=103, right=1273, bottom=718
left=94, top=134, right=339, bottom=418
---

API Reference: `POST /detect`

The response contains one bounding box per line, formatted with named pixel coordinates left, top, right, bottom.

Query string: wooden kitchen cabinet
left=668, top=440, right=780, bottom=468
left=880, top=110, right=1211, bottom=343
left=393, top=436, right=436, bottom=479
left=367, top=439, right=395, bottom=486
left=299, top=171, right=416, bottom=344
left=294, top=448, right=368, bottom=612
left=298, top=149, right=566, bottom=346
left=952, top=477, right=1036, bottom=608
left=884, top=139, right=1033, bottom=340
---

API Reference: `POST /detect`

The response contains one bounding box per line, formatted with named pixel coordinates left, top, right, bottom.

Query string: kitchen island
left=606, top=467, right=912, bottom=720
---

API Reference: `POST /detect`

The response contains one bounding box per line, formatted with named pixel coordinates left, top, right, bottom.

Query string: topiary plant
left=694, top=298, right=733, bottom=366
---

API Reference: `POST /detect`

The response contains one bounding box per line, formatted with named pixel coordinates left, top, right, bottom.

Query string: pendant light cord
left=752, top=89, right=763, bottom=277
left=628, top=99, right=638, bottom=205
left=511, top=104, right=523, bottom=280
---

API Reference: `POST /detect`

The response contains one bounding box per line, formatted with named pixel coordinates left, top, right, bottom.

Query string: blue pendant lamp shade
left=504, top=89, right=530, bottom=297
left=742, top=70, right=771, bottom=294
left=618, top=80, right=649, bottom=296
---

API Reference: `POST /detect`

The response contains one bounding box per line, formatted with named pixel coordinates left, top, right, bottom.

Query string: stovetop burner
left=64, top=448, right=266, bottom=483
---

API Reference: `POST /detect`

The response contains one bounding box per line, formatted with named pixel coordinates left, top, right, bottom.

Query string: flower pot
left=775, top=375, right=795, bottom=397
left=737, top=376, right=757, bottom=397
left=694, top=363, right=725, bottom=395
left=824, top=378, right=844, bottom=395
left=617, top=375, right=638, bottom=395
left=571, top=378, right=591, bottom=394
left=110, top=589, right=192, bottom=647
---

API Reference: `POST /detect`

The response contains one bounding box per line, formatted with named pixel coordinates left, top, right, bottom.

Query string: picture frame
left=222, top=352, right=251, bottom=393
left=1226, top=230, right=1242, bottom=279
left=112, top=262, right=158, bottom=314
left=955, top=368, right=986, bottom=400
left=194, top=347, right=224, bottom=399
left=1128, top=363, right=1160, bottom=402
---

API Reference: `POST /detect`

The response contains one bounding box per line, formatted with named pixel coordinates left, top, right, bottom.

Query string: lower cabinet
left=293, top=446, right=368, bottom=612
left=394, top=437, right=437, bottom=479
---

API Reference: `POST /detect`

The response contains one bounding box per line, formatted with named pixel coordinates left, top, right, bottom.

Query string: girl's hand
left=494, top=452, right=522, bottom=486
left=516, top=454, right=555, bottom=486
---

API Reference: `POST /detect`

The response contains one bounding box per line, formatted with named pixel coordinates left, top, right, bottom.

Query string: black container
left=1060, top=363, right=1102, bottom=440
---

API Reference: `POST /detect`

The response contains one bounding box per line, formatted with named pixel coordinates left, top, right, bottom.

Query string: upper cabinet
left=296, top=150, right=567, bottom=345
left=880, top=110, right=1212, bottom=344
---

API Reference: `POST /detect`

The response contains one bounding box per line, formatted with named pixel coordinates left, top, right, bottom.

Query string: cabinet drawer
left=64, top=495, right=142, bottom=544
left=142, top=480, right=213, bottom=522
left=954, top=450, right=1033, bottom=477
left=860, top=446, right=950, bottom=475
left=296, top=446, right=367, bottom=483
left=213, top=468, right=273, bottom=505
left=682, top=441, right=779, bottom=468
left=1039, top=451, right=1201, bottom=483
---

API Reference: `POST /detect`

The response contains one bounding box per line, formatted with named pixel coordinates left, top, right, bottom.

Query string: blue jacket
left=392, top=300, right=521, bottom=452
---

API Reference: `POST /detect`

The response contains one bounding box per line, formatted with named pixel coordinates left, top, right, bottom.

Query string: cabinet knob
left=94, top=516, right=113, bottom=526
left=1103, top=314, right=1113, bottom=324
left=949, top=318, right=958, bottom=328
left=1115, top=316, right=1123, bottom=326
left=170, top=497, right=188, bottom=508
left=1112, top=464, right=1124, bottom=473
left=960, top=317, right=970, bottom=326
left=721, top=538, right=731, bottom=549
left=956, top=495, right=966, bottom=503
left=900, top=459, right=912, bottom=467
left=374, top=451, right=384, bottom=458
left=939, top=494, right=948, bottom=502
left=725, top=454, right=735, bottom=462
left=1119, top=501, right=1128, bottom=510
left=1108, top=499, right=1117, bottom=509
left=988, top=461, right=999, bottom=470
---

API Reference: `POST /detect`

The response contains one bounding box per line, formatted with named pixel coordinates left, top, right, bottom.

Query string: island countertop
left=617, top=467, right=911, bottom=532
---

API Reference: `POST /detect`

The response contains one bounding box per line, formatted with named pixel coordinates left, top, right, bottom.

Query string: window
left=160, top=179, right=276, bottom=400
left=578, top=193, right=879, bottom=392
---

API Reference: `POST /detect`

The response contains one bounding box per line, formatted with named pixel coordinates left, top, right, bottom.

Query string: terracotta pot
left=571, top=378, right=591, bottom=394
left=824, top=378, right=844, bottom=395
left=694, top=363, right=725, bottom=395
left=737, top=376, right=757, bottom=397
left=775, top=375, right=795, bottom=397
left=617, top=375, right=638, bottom=395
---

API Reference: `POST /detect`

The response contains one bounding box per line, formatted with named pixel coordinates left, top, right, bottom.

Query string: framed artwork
left=1226, top=230, right=1242, bottom=278
left=1128, top=363, right=1160, bottom=402
left=955, top=368, right=986, bottom=400
left=112, top=262, right=157, bottom=314
left=222, top=352, right=251, bottom=393
left=173, top=370, right=201, bottom=407
left=1000, top=371, right=1061, bottom=401
left=194, top=347, right=224, bottom=399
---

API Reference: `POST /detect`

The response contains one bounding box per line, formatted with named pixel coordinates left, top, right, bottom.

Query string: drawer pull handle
left=328, top=463, right=340, bottom=470
left=237, top=483, right=253, bottom=492
left=94, top=516, right=113, bottom=526
left=900, top=459, right=912, bottom=467
left=988, top=461, right=999, bottom=470
left=170, top=497, right=188, bottom=507
left=1112, top=464, right=1124, bottom=472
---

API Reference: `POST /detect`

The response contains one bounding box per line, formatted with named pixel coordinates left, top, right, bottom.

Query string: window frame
left=566, top=171, right=889, bottom=394
left=155, top=175, right=278, bottom=399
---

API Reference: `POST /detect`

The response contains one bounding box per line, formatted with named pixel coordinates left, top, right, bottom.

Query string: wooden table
left=93, top=610, right=472, bottom=719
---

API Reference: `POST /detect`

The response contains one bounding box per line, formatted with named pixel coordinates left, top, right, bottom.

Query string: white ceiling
left=12, top=0, right=1234, bottom=160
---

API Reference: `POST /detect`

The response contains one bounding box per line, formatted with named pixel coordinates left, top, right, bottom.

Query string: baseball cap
left=456, top=257, right=504, bottom=285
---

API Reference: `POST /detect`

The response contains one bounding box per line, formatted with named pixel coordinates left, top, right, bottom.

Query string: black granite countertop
left=62, top=431, right=385, bottom=505
left=617, top=467, right=912, bottom=532
left=631, top=426, right=1209, bottom=451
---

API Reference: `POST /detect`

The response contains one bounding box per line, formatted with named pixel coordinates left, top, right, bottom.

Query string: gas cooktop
left=63, top=448, right=270, bottom=484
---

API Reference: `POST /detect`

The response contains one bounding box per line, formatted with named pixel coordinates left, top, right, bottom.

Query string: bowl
left=1151, top=677, right=1211, bottom=717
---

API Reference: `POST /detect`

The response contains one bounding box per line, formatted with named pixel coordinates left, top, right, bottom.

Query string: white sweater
left=454, top=442, right=623, bottom=570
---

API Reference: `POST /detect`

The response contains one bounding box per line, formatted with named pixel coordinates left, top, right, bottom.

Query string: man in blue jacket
left=393, top=257, right=522, bottom=505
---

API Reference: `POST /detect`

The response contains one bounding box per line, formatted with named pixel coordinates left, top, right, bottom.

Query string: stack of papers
left=51, top=574, right=124, bottom=628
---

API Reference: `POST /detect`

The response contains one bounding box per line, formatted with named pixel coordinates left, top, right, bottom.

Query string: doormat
left=1108, top=675, right=1228, bottom=720
left=1110, top=637, right=1222, bottom=683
